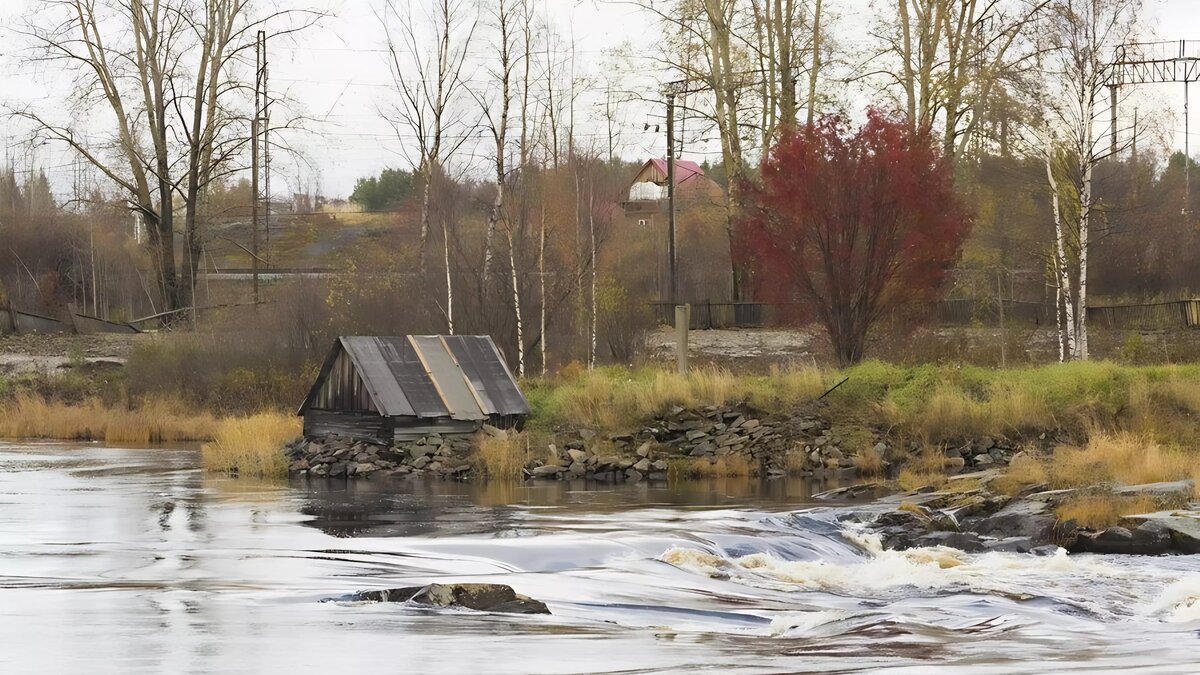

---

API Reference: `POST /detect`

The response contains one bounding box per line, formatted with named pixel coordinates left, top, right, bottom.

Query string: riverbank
left=4, top=359, right=1200, bottom=508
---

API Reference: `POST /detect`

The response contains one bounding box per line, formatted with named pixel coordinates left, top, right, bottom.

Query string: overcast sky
left=2, top=0, right=1199, bottom=201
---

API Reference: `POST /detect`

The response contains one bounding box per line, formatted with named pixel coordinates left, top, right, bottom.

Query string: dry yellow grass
left=0, top=394, right=217, bottom=444
left=200, top=413, right=300, bottom=479
left=1048, top=433, right=1200, bottom=491
left=784, top=445, right=810, bottom=475
left=852, top=448, right=886, bottom=476
left=991, top=452, right=1049, bottom=496
left=553, top=365, right=830, bottom=431
left=904, top=384, right=1055, bottom=444
left=471, top=433, right=535, bottom=481
left=1055, top=494, right=1159, bottom=529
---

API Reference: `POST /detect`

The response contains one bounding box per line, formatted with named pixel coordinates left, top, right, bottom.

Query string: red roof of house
left=631, top=158, right=707, bottom=187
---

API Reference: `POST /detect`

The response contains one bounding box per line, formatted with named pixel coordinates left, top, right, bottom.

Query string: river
left=1, top=442, right=1198, bottom=674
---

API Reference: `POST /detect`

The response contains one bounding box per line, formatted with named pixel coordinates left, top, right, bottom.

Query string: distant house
left=622, top=158, right=725, bottom=225
left=298, top=335, right=530, bottom=443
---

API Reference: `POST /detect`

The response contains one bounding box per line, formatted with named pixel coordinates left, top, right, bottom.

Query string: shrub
left=201, top=413, right=300, bottom=479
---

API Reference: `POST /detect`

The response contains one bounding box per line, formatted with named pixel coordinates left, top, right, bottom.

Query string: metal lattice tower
left=1107, top=40, right=1200, bottom=205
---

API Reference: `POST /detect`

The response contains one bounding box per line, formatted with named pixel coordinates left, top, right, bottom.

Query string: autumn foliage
left=740, top=110, right=970, bottom=365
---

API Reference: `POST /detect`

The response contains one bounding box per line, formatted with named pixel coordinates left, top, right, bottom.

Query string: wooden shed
left=298, top=336, right=531, bottom=443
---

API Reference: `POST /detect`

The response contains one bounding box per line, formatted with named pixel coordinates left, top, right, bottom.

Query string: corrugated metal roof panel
left=410, top=336, right=486, bottom=421
left=375, top=336, right=448, bottom=418
left=340, top=336, right=453, bottom=418
left=444, top=335, right=531, bottom=416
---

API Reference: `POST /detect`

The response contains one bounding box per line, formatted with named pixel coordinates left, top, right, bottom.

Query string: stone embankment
left=285, top=401, right=1038, bottom=483
left=833, top=475, right=1200, bottom=556
left=284, top=434, right=475, bottom=479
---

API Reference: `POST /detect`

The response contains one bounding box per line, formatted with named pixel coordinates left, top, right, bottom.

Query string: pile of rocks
left=941, top=437, right=1024, bottom=470
left=285, top=433, right=475, bottom=480
left=526, top=405, right=780, bottom=482
left=850, top=475, right=1200, bottom=556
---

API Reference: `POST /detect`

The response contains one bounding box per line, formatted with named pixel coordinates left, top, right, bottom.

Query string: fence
left=650, top=302, right=773, bottom=329
left=1087, top=300, right=1200, bottom=330
left=0, top=306, right=140, bottom=336
left=651, top=298, right=1200, bottom=331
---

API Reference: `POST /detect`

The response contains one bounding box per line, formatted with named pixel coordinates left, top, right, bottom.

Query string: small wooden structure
left=298, top=335, right=531, bottom=443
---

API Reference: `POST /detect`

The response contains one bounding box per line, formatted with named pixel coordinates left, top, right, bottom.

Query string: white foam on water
left=1146, top=576, right=1200, bottom=623
left=660, top=528, right=1163, bottom=609
left=767, top=609, right=854, bottom=636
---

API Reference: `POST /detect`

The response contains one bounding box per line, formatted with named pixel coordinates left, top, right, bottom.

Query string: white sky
left=2, top=0, right=1200, bottom=200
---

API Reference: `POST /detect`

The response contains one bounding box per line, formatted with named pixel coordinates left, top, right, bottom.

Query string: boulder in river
left=329, top=583, right=551, bottom=614
left=1071, top=522, right=1172, bottom=555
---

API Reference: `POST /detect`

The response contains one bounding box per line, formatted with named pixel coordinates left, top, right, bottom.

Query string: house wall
left=309, top=349, right=377, bottom=413
left=303, top=409, right=390, bottom=443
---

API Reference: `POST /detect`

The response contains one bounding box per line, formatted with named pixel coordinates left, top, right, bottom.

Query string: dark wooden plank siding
left=310, top=350, right=377, bottom=413
left=303, top=409, right=389, bottom=443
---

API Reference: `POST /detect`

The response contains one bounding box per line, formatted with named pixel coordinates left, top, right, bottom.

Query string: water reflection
left=290, top=474, right=847, bottom=538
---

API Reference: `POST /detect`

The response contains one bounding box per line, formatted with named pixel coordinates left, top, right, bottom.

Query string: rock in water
left=329, top=583, right=550, bottom=615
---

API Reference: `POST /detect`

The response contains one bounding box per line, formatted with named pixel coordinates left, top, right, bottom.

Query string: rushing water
left=2, top=442, right=1199, bottom=674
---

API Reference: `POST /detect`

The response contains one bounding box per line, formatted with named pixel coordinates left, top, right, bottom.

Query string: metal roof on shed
left=300, top=335, right=530, bottom=420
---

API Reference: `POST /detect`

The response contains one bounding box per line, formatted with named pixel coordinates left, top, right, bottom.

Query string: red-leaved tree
left=740, top=110, right=970, bottom=365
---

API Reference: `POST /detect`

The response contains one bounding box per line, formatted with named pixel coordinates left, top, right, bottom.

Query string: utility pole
left=251, top=30, right=267, bottom=308
left=666, top=93, right=677, bottom=306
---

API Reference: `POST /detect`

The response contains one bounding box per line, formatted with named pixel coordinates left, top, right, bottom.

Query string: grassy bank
left=0, top=394, right=219, bottom=444
left=3, top=357, right=1200, bottom=490
left=0, top=393, right=299, bottom=479
left=531, top=360, right=1200, bottom=443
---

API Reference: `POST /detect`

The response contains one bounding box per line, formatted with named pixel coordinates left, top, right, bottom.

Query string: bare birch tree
left=381, top=0, right=478, bottom=329
left=1041, top=0, right=1140, bottom=360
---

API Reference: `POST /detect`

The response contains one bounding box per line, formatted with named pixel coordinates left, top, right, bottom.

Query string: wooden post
left=666, top=93, right=677, bottom=306
left=997, top=271, right=1006, bottom=368
left=675, top=304, right=690, bottom=375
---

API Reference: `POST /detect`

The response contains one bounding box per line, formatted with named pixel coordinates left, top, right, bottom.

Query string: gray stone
left=1125, top=514, right=1200, bottom=553
left=984, top=537, right=1036, bottom=553
left=410, top=456, right=430, bottom=469
left=633, top=458, right=651, bottom=473
left=481, top=425, right=507, bottom=439
left=972, top=499, right=1056, bottom=544
left=567, top=448, right=588, bottom=463
left=1114, top=480, right=1195, bottom=501
left=973, top=454, right=994, bottom=466
left=914, top=531, right=984, bottom=552
left=333, top=583, right=550, bottom=615
left=409, top=446, right=433, bottom=460
left=636, top=442, right=653, bottom=457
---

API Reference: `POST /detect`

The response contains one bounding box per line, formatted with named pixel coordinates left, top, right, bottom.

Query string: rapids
left=1, top=442, right=1198, bottom=673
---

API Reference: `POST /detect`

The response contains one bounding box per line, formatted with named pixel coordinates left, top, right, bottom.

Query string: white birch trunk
left=1045, top=129, right=1075, bottom=361
left=539, top=200, right=547, bottom=376
left=444, top=216, right=454, bottom=334
left=509, top=232, right=525, bottom=377
left=1076, top=127, right=1093, bottom=361
left=588, top=172, right=597, bottom=370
